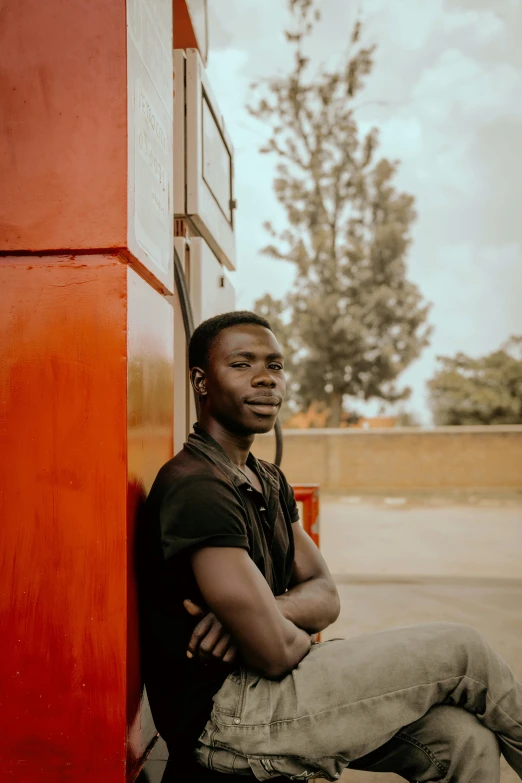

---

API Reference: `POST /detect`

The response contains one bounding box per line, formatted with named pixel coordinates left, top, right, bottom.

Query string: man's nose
left=252, top=369, right=276, bottom=387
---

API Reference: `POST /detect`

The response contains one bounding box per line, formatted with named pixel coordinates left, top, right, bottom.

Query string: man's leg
left=196, top=622, right=522, bottom=781
left=350, top=704, right=501, bottom=782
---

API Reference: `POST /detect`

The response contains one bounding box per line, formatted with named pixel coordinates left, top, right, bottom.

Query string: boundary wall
left=252, top=426, right=522, bottom=493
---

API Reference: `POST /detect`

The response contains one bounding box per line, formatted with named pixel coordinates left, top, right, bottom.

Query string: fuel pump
left=0, top=5, right=288, bottom=782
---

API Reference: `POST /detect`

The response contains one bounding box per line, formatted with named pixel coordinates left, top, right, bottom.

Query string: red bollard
left=292, top=484, right=321, bottom=641
left=292, top=484, right=320, bottom=549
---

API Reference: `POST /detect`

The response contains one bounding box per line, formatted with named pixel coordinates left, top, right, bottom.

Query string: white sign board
left=127, top=0, right=174, bottom=291
left=174, top=49, right=236, bottom=271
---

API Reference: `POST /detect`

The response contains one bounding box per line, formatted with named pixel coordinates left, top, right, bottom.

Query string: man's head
left=189, top=311, right=286, bottom=436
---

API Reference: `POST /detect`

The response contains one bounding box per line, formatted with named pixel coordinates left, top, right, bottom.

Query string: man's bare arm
left=190, top=546, right=311, bottom=678
left=276, top=523, right=340, bottom=634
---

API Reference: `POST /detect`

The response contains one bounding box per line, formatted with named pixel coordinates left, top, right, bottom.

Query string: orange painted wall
left=0, top=1, right=185, bottom=777
left=0, top=1, right=127, bottom=251
left=0, top=256, right=175, bottom=782
left=0, top=255, right=128, bottom=781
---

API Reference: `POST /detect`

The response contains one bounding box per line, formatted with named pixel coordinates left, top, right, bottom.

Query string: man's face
left=199, top=324, right=286, bottom=435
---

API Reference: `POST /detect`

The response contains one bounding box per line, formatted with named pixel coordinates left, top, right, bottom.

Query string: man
left=138, top=311, right=522, bottom=782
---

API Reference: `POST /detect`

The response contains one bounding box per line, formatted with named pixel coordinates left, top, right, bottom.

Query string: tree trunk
left=327, top=389, right=343, bottom=427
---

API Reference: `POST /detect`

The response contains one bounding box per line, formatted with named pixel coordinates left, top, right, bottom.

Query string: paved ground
left=317, top=494, right=522, bottom=783
left=318, top=493, right=522, bottom=581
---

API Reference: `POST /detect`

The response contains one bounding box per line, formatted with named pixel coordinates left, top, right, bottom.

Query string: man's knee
left=451, top=622, right=487, bottom=647
left=431, top=621, right=489, bottom=661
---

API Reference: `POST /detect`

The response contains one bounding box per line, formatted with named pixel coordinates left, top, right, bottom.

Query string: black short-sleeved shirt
left=137, top=425, right=299, bottom=758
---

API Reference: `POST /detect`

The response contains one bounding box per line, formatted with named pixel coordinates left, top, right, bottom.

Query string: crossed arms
left=186, top=521, right=340, bottom=679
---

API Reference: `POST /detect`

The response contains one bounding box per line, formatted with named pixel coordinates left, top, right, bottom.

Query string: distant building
left=350, top=416, right=397, bottom=430
left=284, top=403, right=397, bottom=429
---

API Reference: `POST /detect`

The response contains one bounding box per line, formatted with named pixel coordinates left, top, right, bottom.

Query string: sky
left=205, top=0, right=522, bottom=424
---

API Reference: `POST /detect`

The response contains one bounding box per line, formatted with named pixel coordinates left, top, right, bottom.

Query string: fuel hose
left=173, top=245, right=283, bottom=467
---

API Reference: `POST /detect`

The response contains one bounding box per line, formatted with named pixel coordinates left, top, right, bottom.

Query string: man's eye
left=269, top=364, right=283, bottom=371
left=231, top=363, right=250, bottom=368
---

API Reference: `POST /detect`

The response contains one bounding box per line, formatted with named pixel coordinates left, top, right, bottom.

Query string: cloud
left=442, top=7, right=505, bottom=43
left=412, top=49, right=522, bottom=123
left=366, top=0, right=443, bottom=51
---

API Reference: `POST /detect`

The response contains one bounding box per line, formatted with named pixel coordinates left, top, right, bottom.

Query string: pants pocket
left=212, top=668, right=248, bottom=721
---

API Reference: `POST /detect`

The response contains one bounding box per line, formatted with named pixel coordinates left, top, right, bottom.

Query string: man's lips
left=245, top=396, right=281, bottom=414
left=246, top=396, right=281, bottom=405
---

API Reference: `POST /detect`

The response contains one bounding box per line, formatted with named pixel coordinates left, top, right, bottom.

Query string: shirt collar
left=186, top=423, right=279, bottom=494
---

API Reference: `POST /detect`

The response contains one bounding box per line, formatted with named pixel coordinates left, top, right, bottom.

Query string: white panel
left=202, top=98, right=232, bottom=219
left=185, top=49, right=236, bottom=271
left=188, top=237, right=235, bottom=426
left=170, top=238, right=192, bottom=453
left=127, top=0, right=174, bottom=291
left=173, top=50, right=186, bottom=217
left=189, top=237, right=236, bottom=325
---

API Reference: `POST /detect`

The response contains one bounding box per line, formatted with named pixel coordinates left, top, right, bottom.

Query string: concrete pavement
left=317, top=494, right=522, bottom=783
left=319, top=493, right=522, bottom=581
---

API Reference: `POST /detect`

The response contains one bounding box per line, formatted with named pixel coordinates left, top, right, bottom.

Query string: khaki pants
left=195, top=623, right=522, bottom=781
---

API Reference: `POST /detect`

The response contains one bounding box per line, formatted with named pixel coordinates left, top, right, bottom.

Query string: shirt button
left=234, top=718, right=240, bottom=724
left=259, top=507, right=266, bottom=511
left=246, top=487, right=253, bottom=492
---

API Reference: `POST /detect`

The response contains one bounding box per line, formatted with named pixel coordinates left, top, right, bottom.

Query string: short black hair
left=188, top=311, right=272, bottom=370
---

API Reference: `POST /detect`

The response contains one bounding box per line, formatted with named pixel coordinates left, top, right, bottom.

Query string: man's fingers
left=222, top=644, right=237, bottom=664
left=183, top=598, right=206, bottom=617
left=185, top=606, right=234, bottom=663
left=211, top=633, right=231, bottom=660
left=213, top=636, right=238, bottom=664
left=198, top=620, right=226, bottom=658
left=187, top=613, right=214, bottom=657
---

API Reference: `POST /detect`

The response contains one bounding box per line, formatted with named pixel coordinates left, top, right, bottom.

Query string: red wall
left=0, top=0, right=127, bottom=251
left=0, top=256, right=128, bottom=781
left=0, top=257, right=175, bottom=782
left=0, top=0, right=195, bottom=777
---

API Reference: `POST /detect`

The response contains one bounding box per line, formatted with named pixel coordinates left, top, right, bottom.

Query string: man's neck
left=197, top=416, right=254, bottom=470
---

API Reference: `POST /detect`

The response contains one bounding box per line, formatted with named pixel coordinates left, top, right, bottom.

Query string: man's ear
left=190, top=367, right=207, bottom=398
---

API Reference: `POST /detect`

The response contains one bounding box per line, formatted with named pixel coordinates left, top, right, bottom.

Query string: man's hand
left=183, top=599, right=237, bottom=665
